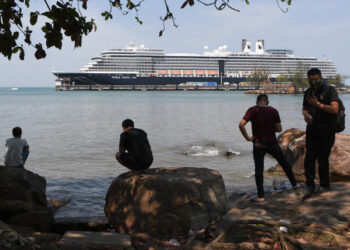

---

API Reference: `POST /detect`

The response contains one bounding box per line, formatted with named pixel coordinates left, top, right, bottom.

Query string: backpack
left=336, top=97, right=345, bottom=133
left=320, top=84, right=345, bottom=133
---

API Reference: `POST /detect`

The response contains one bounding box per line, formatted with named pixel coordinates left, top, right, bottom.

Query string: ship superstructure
left=53, top=40, right=337, bottom=87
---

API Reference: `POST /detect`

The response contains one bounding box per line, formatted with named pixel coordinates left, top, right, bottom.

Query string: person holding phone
left=302, top=68, right=339, bottom=196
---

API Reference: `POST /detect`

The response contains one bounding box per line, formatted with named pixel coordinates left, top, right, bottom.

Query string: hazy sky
left=1, top=0, right=349, bottom=87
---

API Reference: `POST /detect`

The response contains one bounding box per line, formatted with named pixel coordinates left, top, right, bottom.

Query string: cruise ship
left=53, top=39, right=337, bottom=87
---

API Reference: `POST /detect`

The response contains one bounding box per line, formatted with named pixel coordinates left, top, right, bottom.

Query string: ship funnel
left=255, top=40, right=265, bottom=54
left=242, top=39, right=252, bottom=54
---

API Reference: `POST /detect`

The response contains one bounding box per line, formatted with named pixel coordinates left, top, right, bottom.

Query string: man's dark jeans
left=253, top=142, right=297, bottom=198
left=304, top=125, right=335, bottom=189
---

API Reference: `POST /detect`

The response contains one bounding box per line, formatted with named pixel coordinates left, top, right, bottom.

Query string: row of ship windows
left=88, top=65, right=336, bottom=71
left=90, top=61, right=334, bottom=66
left=96, top=60, right=327, bottom=66
left=86, top=69, right=337, bottom=75
left=97, top=57, right=323, bottom=62
left=88, top=63, right=336, bottom=69
left=100, top=55, right=316, bottom=60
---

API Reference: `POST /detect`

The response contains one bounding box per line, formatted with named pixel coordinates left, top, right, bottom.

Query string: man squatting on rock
left=302, top=68, right=339, bottom=196
left=116, top=119, right=153, bottom=171
left=239, top=94, right=299, bottom=203
left=4, top=127, right=30, bottom=168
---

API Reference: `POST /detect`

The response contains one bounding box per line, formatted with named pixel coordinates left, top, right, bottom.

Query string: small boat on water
left=11, top=87, right=18, bottom=90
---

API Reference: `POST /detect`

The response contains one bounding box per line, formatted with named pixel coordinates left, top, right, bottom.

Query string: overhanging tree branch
left=0, top=0, right=293, bottom=60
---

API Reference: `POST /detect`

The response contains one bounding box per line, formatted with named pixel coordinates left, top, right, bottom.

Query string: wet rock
left=105, top=167, right=227, bottom=238
left=0, top=166, right=53, bottom=231
left=48, top=199, right=70, bottom=214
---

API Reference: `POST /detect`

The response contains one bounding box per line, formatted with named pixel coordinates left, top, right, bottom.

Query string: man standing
left=116, top=119, right=153, bottom=171
left=302, top=68, right=339, bottom=195
left=239, top=94, right=298, bottom=202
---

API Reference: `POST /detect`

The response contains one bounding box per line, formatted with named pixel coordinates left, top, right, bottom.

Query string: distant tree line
left=247, top=62, right=347, bottom=89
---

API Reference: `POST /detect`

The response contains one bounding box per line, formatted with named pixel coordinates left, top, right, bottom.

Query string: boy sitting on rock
left=4, top=127, right=29, bottom=167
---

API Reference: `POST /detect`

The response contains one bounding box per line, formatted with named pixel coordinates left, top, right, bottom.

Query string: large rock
left=0, top=166, right=53, bottom=231
left=104, top=167, right=227, bottom=238
left=269, top=129, right=350, bottom=182
left=329, top=133, right=350, bottom=181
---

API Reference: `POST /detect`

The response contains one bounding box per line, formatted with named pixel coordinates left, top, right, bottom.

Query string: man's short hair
left=307, top=68, right=322, bottom=77
left=122, top=119, right=134, bottom=128
left=257, top=94, right=268, bottom=103
left=12, top=127, right=22, bottom=137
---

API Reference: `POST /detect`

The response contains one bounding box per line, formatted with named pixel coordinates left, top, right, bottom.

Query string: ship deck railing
left=55, top=84, right=260, bottom=91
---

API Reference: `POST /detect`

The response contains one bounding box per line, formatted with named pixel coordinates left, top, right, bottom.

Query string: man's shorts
left=119, top=152, right=150, bottom=171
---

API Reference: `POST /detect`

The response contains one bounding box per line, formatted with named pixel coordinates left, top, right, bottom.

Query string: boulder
left=269, top=129, right=350, bottom=182
left=329, top=133, right=350, bottom=181
left=0, top=166, right=53, bottom=231
left=104, top=167, right=227, bottom=238
left=278, top=128, right=305, bottom=153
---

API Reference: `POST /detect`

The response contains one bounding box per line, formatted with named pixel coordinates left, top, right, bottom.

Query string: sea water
left=0, top=88, right=349, bottom=218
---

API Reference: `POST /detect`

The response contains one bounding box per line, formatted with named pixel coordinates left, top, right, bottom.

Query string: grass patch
left=319, top=234, right=335, bottom=242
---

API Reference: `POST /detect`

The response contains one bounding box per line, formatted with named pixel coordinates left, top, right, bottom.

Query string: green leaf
left=30, top=12, right=38, bottom=25
left=135, top=17, right=143, bottom=25
left=19, top=49, right=25, bottom=60
left=41, top=23, right=52, bottom=33
left=13, top=32, right=19, bottom=40
left=12, top=47, right=19, bottom=54
left=34, top=44, right=46, bottom=59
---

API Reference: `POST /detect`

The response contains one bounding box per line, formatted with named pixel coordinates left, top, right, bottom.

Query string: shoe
left=303, top=185, right=315, bottom=196
left=315, top=185, right=331, bottom=194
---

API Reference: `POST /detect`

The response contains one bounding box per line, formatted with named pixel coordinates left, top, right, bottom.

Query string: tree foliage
left=0, top=0, right=292, bottom=60
left=275, top=73, right=289, bottom=83
left=246, top=70, right=269, bottom=85
left=327, top=74, right=348, bottom=87
left=289, top=62, right=309, bottom=89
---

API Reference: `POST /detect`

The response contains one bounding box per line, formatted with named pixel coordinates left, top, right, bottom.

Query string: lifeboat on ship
left=207, top=70, right=218, bottom=76
left=183, top=70, right=193, bottom=77
left=170, top=70, right=181, bottom=77
left=157, top=70, right=169, bottom=76
left=195, top=70, right=206, bottom=77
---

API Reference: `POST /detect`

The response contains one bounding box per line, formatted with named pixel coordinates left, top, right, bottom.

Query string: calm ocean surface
left=1, top=87, right=349, bottom=218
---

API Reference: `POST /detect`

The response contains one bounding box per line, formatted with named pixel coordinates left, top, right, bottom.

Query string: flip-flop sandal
left=250, top=198, right=265, bottom=203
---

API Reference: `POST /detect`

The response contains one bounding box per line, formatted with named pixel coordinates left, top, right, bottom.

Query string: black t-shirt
left=119, top=128, right=153, bottom=165
left=303, top=83, right=338, bottom=129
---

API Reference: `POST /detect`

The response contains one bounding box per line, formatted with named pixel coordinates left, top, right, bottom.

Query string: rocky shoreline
left=1, top=129, right=350, bottom=249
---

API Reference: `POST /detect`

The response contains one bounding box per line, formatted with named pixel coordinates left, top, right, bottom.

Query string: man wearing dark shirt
left=302, top=68, right=339, bottom=196
left=239, top=94, right=298, bottom=202
left=116, top=119, right=153, bottom=171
